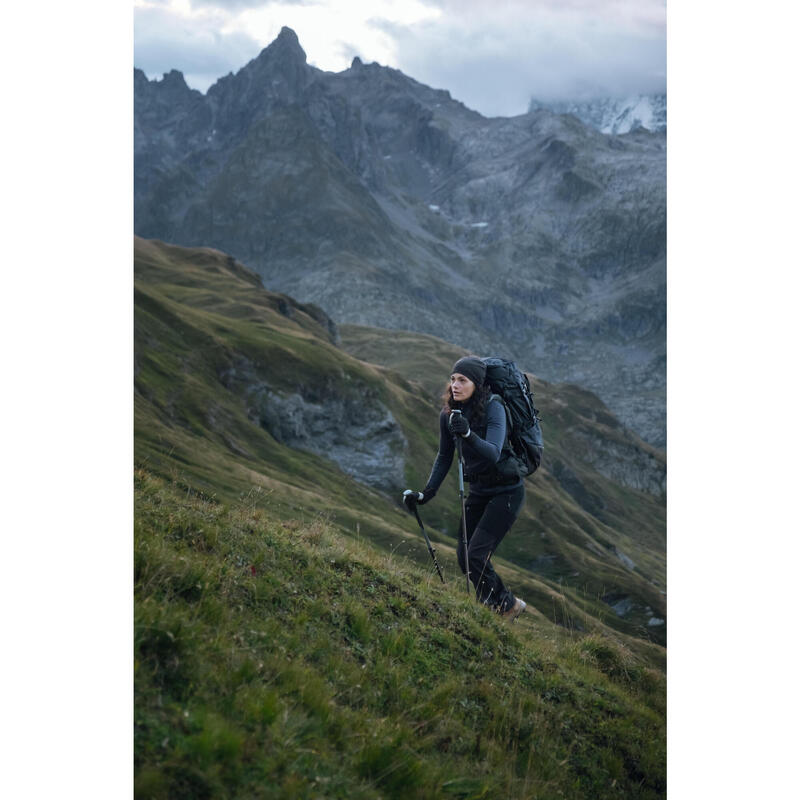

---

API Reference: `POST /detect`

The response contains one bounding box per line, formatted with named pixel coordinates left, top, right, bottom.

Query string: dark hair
left=441, top=381, right=492, bottom=426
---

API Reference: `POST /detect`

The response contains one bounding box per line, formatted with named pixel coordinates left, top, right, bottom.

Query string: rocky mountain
left=134, top=27, right=666, bottom=447
left=528, top=94, right=667, bottom=134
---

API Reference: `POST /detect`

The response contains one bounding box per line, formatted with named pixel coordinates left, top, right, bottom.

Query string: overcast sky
left=134, top=0, right=665, bottom=117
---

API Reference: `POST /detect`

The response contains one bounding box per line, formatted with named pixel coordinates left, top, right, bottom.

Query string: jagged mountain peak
left=260, top=25, right=307, bottom=63
left=161, top=68, right=188, bottom=86
left=247, top=26, right=309, bottom=83
left=133, top=66, right=201, bottom=106
left=134, top=67, right=190, bottom=91
left=205, top=26, right=311, bottom=104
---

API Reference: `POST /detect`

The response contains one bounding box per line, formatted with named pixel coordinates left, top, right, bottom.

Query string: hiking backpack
left=482, top=357, right=544, bottom=477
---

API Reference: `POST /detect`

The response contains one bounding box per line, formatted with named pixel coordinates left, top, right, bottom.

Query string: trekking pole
left=402, top=491, right=445, bottom=583
left=451, top=412, right=471, bottom=595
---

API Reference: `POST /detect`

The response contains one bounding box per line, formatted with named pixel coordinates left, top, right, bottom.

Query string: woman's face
left=450, top=372, right=476, bottom=402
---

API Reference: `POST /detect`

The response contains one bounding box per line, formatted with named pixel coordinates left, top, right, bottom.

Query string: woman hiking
left=404, top=356, right=527, bottom=621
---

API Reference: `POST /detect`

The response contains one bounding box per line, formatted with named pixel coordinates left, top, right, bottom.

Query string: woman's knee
left=468, top=547, right=492, bottom=574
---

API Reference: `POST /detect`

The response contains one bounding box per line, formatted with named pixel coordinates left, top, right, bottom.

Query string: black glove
left=448, top=412, right=471, bottom=438
left=402, top=489, right=423, bottom=511
left=402, top=488, right=436, bottom=511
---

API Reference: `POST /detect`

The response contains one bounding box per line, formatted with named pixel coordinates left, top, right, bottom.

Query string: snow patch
left=528, top=93, right=666, bottom=135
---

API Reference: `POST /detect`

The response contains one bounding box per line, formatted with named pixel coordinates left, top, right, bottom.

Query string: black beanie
left=451, top=356, right=486, bottom=388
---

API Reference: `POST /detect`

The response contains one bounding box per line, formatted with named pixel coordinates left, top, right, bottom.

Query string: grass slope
left=135, top=469, right=665, bottom=799
left=135, top=237, right=666, bottom=651
left=339, top=324, right=667, bottom=642
left=134, top=236, right=667, bottom=796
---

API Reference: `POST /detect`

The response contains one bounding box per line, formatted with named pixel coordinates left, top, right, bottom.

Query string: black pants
left=456, top=485, right=525, bottom=613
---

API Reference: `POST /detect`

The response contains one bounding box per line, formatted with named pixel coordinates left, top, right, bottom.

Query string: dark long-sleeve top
left=424, top=400, right=523, bottom=497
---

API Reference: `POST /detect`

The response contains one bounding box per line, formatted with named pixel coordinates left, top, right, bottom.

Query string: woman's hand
left=448, top=412, right=471, bottom=438
left=402, top=489, right=423, bottom=510
left=402, top=488, right=435, bottom=510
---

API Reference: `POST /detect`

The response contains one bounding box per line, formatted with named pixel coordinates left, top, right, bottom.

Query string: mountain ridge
left=134, top=27, right=666, bottom=447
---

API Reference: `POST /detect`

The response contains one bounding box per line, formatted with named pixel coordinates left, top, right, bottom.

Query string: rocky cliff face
left=252, top=388, right=405, bottom=489
left=218, top=355, right=406, bottom=490
left=134, top=27, right=666, bottom=448
left=565, top=430, right=666, bottom=496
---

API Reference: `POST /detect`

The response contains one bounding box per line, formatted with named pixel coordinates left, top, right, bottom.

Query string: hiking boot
left=501, top=597, right=526, bottom=622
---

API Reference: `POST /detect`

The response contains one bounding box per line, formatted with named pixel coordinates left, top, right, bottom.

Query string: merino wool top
left=424, top=399, right=523, bottom=497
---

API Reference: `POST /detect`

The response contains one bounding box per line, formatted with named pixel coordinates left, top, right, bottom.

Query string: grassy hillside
left=135, top=236, right=666, bottom=649
left=340, top=325, right=667, bottom=641
left=135, top=469, right=665, bottom=799
left=134, top=236, right=666, bottom=795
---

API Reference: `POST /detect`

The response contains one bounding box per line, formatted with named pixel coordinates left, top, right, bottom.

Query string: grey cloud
left=189, top=0, right=320, bottom=9
left=417, top=0, right=664, bottom=27
left=134, top=1, right=665, bottom=113
left=135, top=6, right=263, bottom=92
left=335, top=40, right=363, bottom=65
left=369, top=5, right=665, bottom=117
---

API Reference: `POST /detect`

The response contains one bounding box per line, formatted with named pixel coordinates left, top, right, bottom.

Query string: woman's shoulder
left=487, top=394, right=505, bottom=413
left=486, top=395, right=507, bottom=424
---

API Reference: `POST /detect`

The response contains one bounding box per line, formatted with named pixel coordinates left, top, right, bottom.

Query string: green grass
left=134, top=237, right=667, bottom=796
left=135, top=468, right=665, bottom=799
left=338, top=324, right=667, bottom=643
left=135, top=236, right=667, bottom=643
